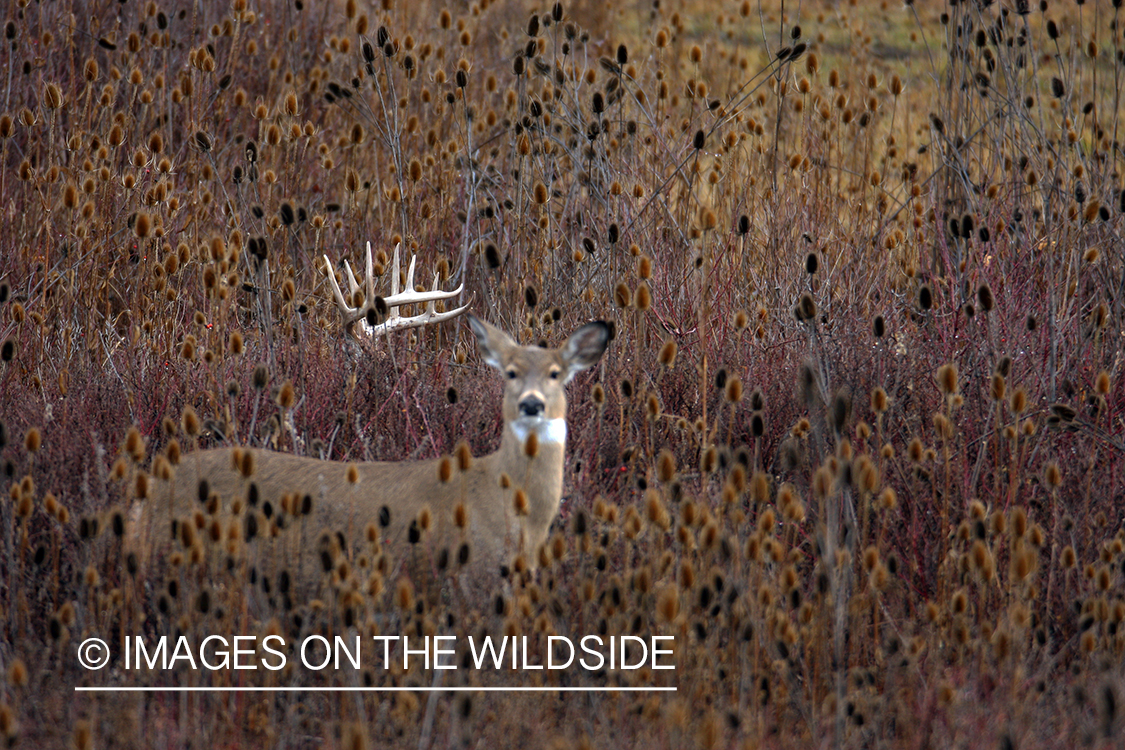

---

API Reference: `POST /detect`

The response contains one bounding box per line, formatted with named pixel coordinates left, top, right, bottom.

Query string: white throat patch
left=509, top=417, right=567, bottom=446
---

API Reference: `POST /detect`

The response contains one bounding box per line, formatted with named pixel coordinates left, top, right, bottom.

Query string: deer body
left=132, top=316, right=608, bottom=588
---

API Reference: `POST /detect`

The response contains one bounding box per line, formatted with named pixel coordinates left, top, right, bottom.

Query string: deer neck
left=497, top=417, right=568, bottom=540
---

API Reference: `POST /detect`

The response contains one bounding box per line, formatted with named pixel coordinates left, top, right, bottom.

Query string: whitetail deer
left=131, top=294, right=608, bottom=591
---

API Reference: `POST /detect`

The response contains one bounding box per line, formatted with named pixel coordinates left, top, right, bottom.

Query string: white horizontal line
left=75, top=686, right=676, bottom=693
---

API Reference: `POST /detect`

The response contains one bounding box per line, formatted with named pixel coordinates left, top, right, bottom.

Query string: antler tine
left=428, top=272, right=470, bottom=321
left=323, top=255, right=366, bottom=330
left=343, top=259, right=361, bottom=297
left=404, top=254, right=418, bottom=291
left=390, top=242, right=402, bottom=298
left=428, top=273, right=440, bottom=314
left=324, top=255, right=348, bottom=309
left=393, top=254, right=419, bottom=319
left=364, top=241, right=376, bottom=311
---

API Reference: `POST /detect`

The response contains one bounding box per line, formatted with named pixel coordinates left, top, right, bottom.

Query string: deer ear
left=468, top=315, right=516, bottom=370
left=561, top=322, right=609, bottom=380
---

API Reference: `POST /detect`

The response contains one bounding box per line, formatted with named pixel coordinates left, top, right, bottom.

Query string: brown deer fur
left=129, top=315, right=609, bottom=593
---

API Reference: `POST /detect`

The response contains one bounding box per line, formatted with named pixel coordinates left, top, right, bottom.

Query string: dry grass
left=1, top=0, right=1124, bottom=748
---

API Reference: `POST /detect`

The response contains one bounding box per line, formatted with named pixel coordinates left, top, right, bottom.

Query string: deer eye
left=549, top=369, right=561, bottom=380
left=506, top=369, right=518, bottom=380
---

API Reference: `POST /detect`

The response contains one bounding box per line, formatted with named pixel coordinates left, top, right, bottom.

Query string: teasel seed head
left=108, top=458, right=128, bottom=481
left=181, top=406, right=200, bottom=438
left=725, top=376, right=743, bottom=404
left=936, top=363, right=958, bottom=395
left=990, top=373, right=1006, bottom=402
left=614, top=281, right=631, bottom=309
left=1008, top=506, right=1028, bottom=540
left=657, top=449, right=677, bottom=483
left=395, top=578, right=414, bottom=610
left=907, top=437, right=924, bottom=463
left=455, top=440, right=472, bottom=472
left=729, top=308, right=749, bottom=333
left=645, top=490, right=668, bottom=529
left=1044, top=461, right=1061, bottom=489
left=513, top=488, right=529, bottom=516
left=918, top=284, right=933, bottom=311
left=438, top=456, right=453, bottom=483
left=277, top=380, right=295, bottom=409
left=1091, top=302, right=1108, bottom=331
left=657, top=584, right=680, bottom=622
left=24, top=427, right=41, bottom=454
left=1095, top=371, right=1110, bottom=395
left=796, top=293, right=816, bottom=321
left=831, top=389, right=851, bottom=434
left=14, top=489, right=33, bottom=518
left=658, top=338, right=678, bottom=368
left=634, top=282, right=652, bottom=311
left=690, top=444, right=714, bottom=475
left=252, top=364, right=269, bottom=390
left=978, top=284, right=994, bottom=312
left=125, top=426, right=144, bottom=461
left=810, top=464, right=835, bottom=500
left=6, top=659, right=27, bottom=690
left=620, top=378, right=633, bottom=400
left=798, top=361, right=819, bottom=409
left=523, top=431, right=539, bottom=458
left=1009, top=386, right=1028, bottom=415
left=871, top=386, right=888, bottom=415
left=134, top=471, right=150, bottom=500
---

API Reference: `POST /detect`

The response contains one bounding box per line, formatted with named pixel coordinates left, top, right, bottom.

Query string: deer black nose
left=519, top=396, right=545, bottom=417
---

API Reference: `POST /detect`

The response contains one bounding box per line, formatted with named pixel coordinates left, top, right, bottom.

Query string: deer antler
left=323, top=242, right=467, bottom=338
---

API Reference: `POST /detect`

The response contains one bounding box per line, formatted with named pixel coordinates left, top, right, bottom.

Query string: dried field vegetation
left=1, top=0, right=1124, bottom=747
